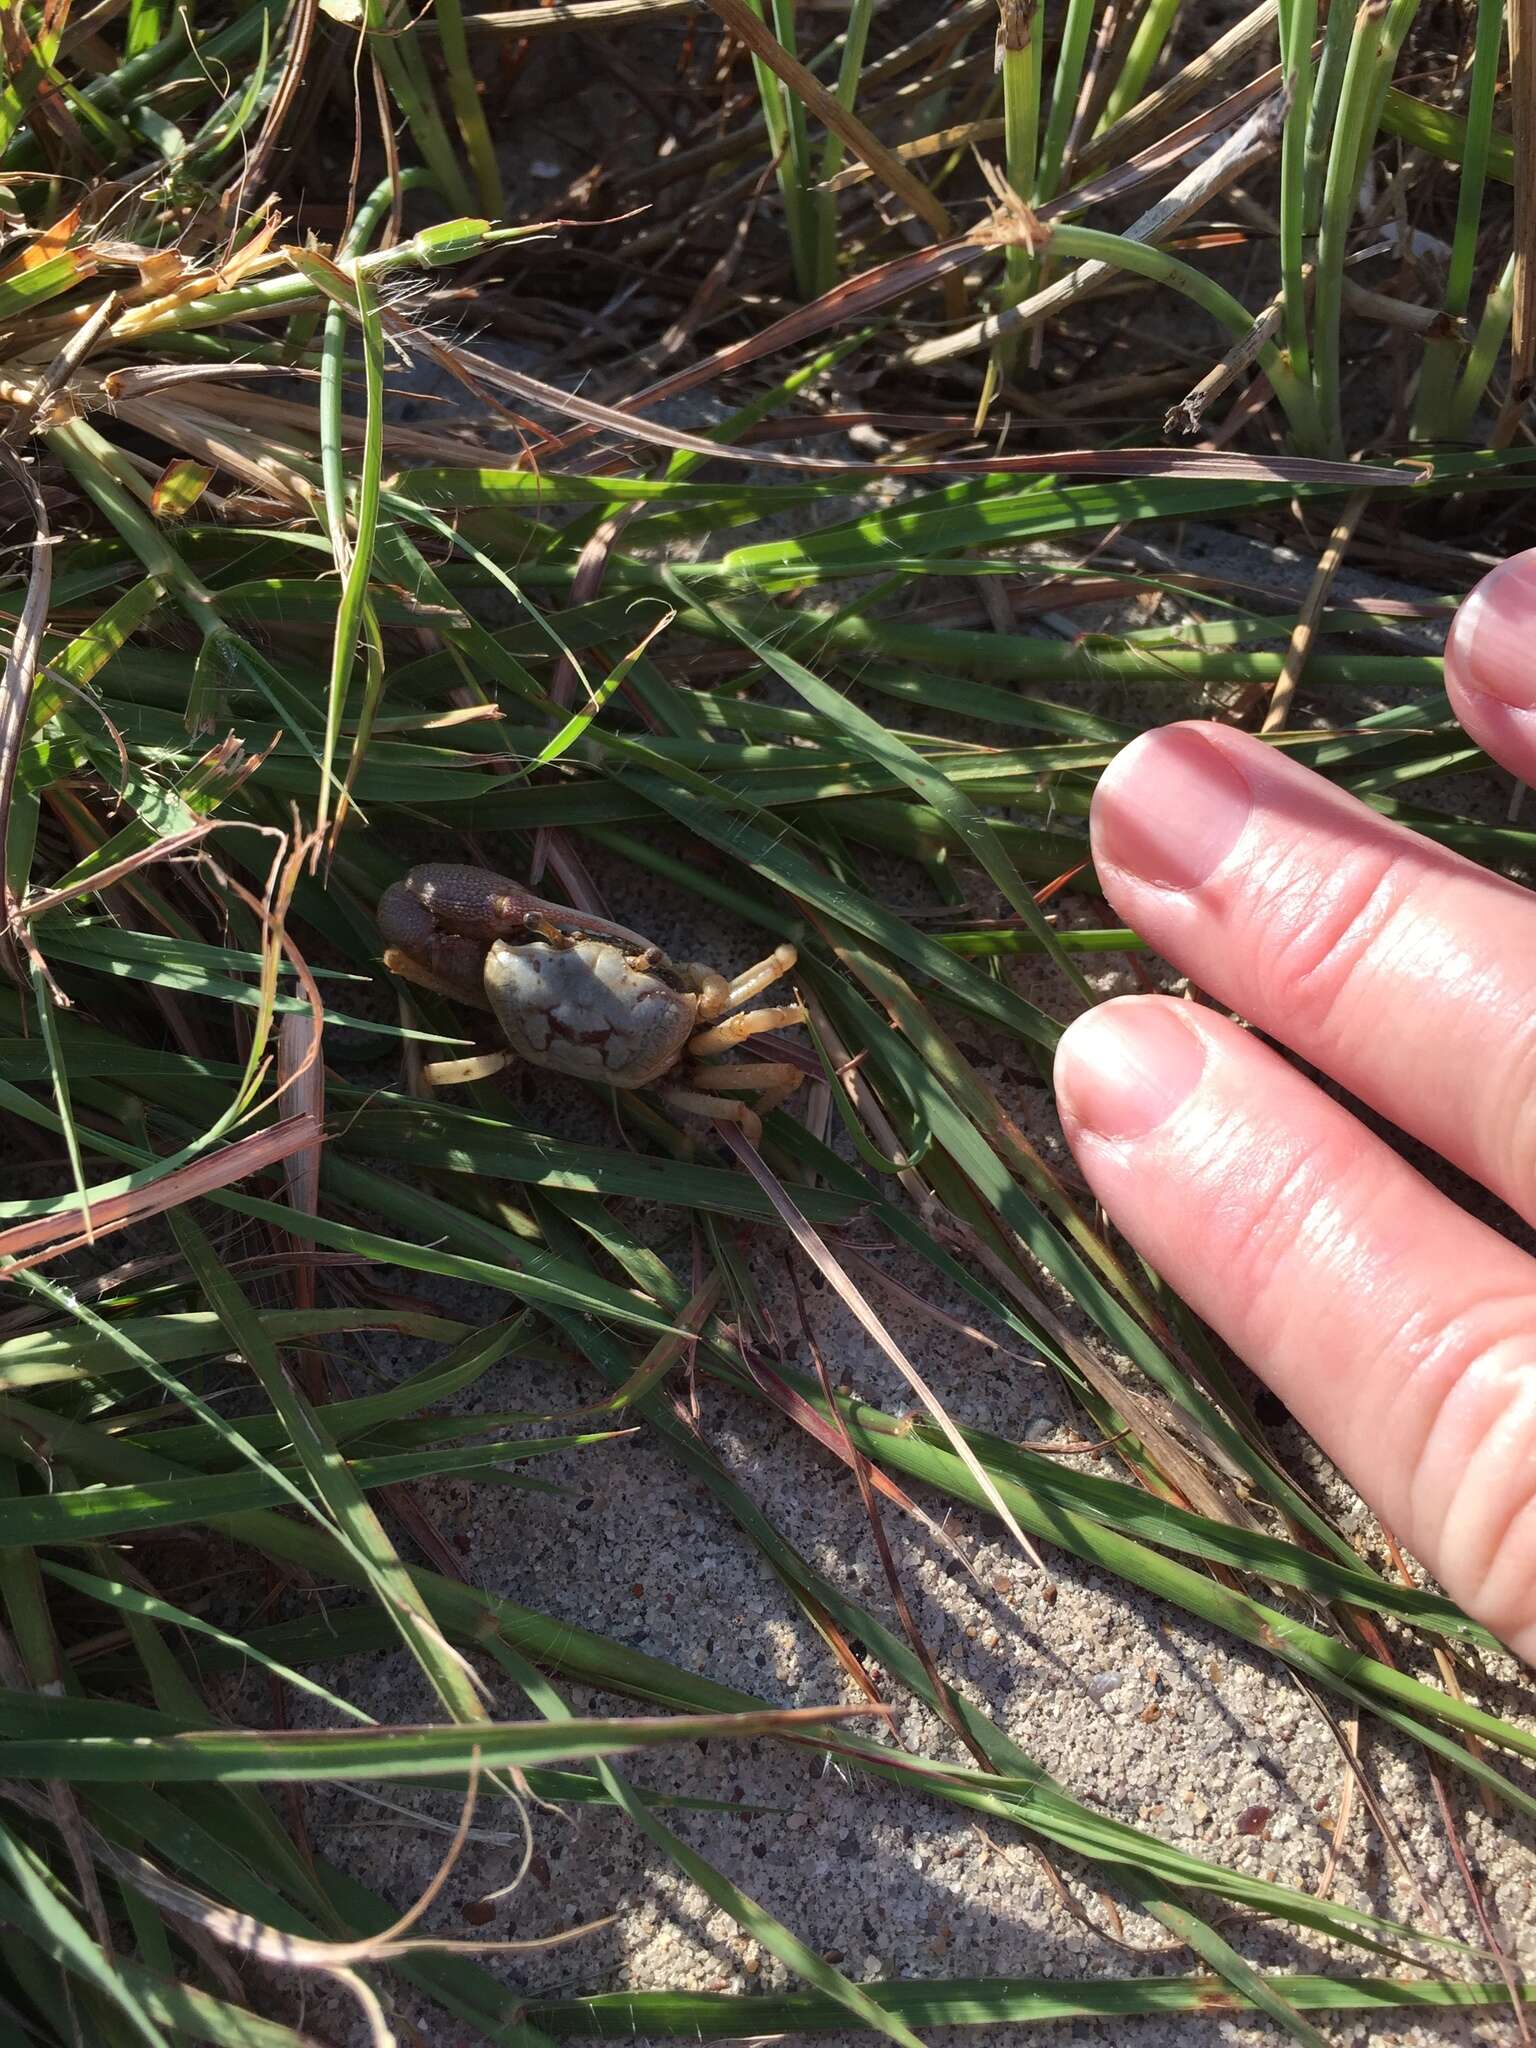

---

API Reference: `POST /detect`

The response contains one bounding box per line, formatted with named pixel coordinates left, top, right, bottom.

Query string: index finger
left=1088, top=721, right=1536, bottom=1227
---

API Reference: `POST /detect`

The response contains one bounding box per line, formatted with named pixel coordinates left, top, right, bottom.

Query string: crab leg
left=726, top=944, right=798, bottom=1008
left=421, top=1049, right=515, bottom=1087
left=658, top=1087, right=767, bottom=1146
left=687, top=1060, right=802, bottom=1092
left=678, top=963, right=731, bottom=1015
left=690, top=1059, right=804, bottom=1120
left=683, top=944, right=798, bottom=1020
left=687, top=1001, right=807, bottom=1058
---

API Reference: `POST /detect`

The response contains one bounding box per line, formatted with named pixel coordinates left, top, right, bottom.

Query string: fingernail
left=1445, top=549, right=1536, bottom=710
left=1092, top=723, right=1252, bottom=890
left=1054, top=1000, right=1206, bottom=1141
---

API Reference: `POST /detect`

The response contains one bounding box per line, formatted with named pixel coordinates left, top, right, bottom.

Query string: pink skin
left=1054, top=548, right=1536, bottom=1665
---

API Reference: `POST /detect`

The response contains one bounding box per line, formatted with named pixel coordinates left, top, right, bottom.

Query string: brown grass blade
left=278, top=1010, right=327, bottom=1398
left=455, top=0, right=698, bottom=27
left=1263, top=490, right=1371, bottom=732
left=0, top=1113, right=324, bottom=1268
left=785, top=1255, right=995, bottom=1770
left=14, top=822, right=218, bottom=924
left=448, top=341, right=1408, bottom=486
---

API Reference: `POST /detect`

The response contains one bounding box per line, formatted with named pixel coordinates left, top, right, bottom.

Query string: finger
left=1444, top=548, right=1536, bottom=788
left=1055, top=997, right=1536, bottom=1661
left=1089, top=720, right=1536, bottom=1227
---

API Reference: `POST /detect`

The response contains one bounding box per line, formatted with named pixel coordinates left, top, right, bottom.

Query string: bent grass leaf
left=0, top=1703, right=870, bottom=1785
left=149, top=460, right=214, bottom=520
left=39, top=1560, right=379, bottom=1726
left=523, top=1975, right=1533, bottom=2037
left=0, top=1436, right=611, bottom=1546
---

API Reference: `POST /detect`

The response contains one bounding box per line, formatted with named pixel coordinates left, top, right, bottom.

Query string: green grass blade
left=526, top=1974, right=1533, bottom=2037
left=160, top=1203, right=492, bottom=1728
left=38, top=1562, right=377, bottom=1725
left=684, top=584, right=1095, bottom=999
left=0, top=1438, right=593, bottom=1546
left=0, top=1824, right=170, bottom=2047
left=311, top=251, right=387, bottom=839
left=434, top=0, right=504, bottom=211
left=0, top=1701, right=863, bottom=1784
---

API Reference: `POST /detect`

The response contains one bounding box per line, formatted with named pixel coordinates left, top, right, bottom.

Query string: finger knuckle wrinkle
left=1200, top=1128, right=1345, bottom=1335
left=1258, top=843, right=1409, bottom=1044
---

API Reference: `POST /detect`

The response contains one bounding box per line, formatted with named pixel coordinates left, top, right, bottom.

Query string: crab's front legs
left=383, top=863, right=600, bottom=994
left=379, top=867, right=551, bottom=1082
left=678, top=944, right=806, bottom=1059
left=682, top=944, right=799, bottom=1021
left=665, top=944, right=807, bottom=1143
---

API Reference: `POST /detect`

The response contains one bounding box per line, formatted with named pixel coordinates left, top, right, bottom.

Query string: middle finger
left=1088, top=722, right=1536, bottom=1227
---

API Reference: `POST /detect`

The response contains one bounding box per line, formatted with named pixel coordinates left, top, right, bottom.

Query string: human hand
left=1053, top=550, right=1536, bottom=1664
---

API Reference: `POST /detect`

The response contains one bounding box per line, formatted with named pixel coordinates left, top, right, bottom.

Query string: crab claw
left=522, top=910, right=576, bottom=949
left=378, top=875, right=496, bottom=1008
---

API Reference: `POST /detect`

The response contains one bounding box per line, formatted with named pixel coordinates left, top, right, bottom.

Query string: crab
left=378, top=864, right=807, bottom=1141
